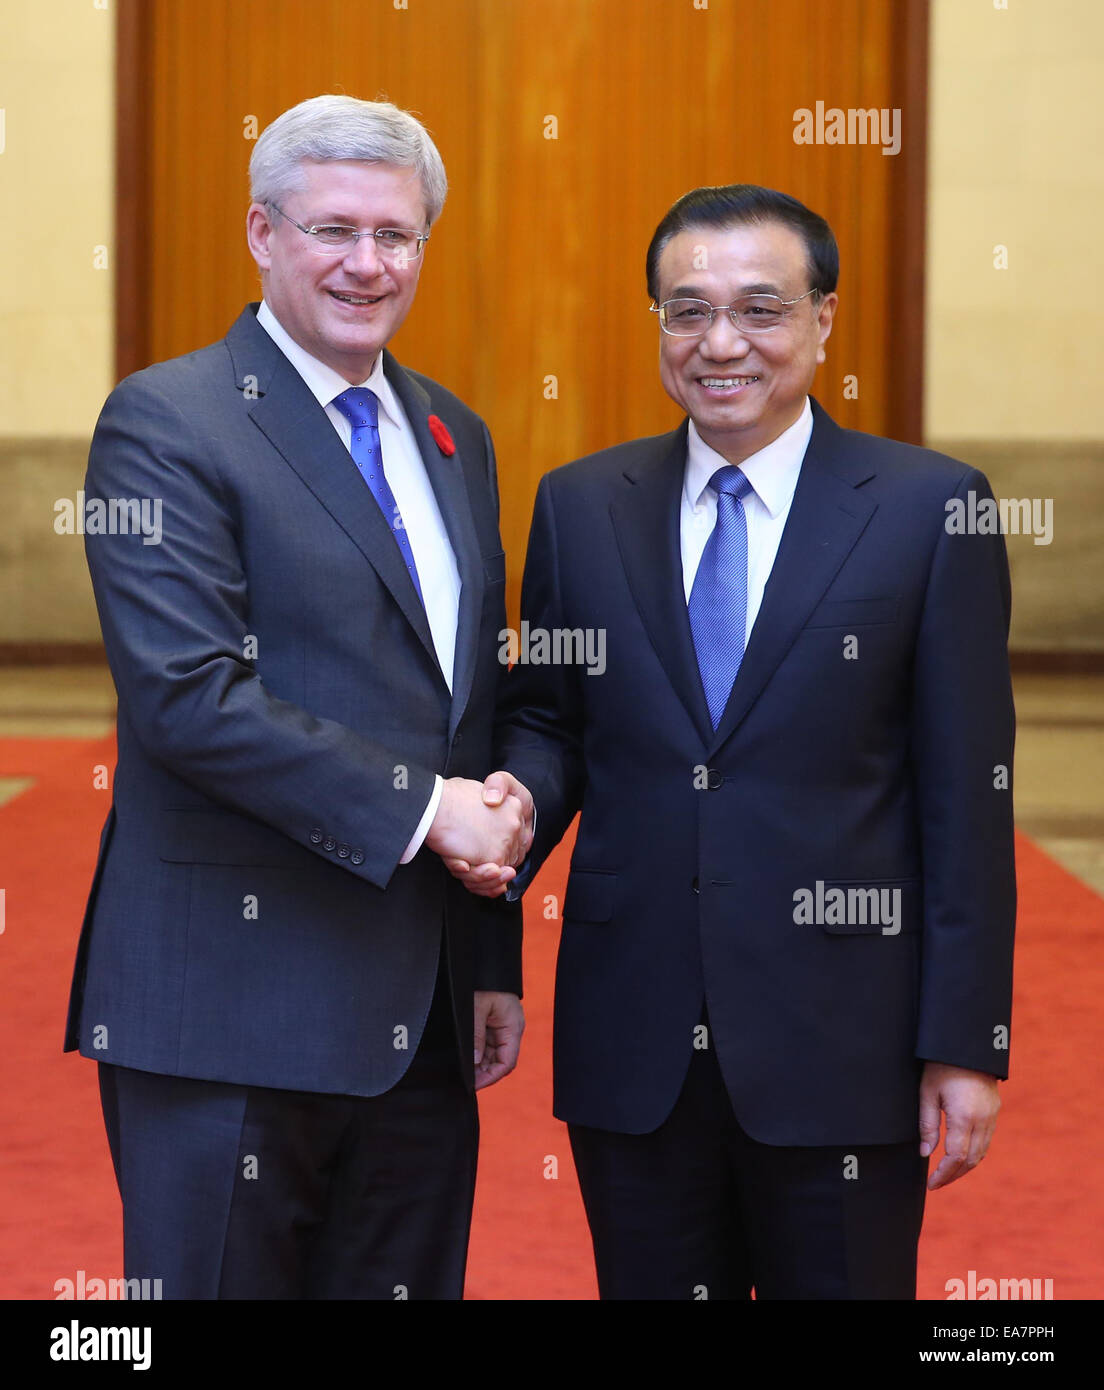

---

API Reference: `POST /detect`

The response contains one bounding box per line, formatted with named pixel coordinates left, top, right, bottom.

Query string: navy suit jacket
left=65, top=304, right=521, bottom=1095
left=497, top=399, right=1015, bottom=1144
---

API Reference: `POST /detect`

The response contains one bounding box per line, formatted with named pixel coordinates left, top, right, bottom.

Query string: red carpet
left=1, top=735, right=1100, bottom=1299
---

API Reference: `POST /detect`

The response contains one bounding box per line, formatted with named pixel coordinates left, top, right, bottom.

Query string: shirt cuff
left=400, top=774, right=443, bottom=863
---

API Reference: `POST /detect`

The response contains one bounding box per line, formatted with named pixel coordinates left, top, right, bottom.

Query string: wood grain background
left=117, top=0, right=927, bottom=610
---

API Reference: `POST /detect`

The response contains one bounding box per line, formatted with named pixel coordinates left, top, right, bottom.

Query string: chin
left=327, top=328, right=383, bottom=355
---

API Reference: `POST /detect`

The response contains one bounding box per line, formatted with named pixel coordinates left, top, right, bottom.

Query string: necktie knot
left=710, top=465, right=753, bottom=503
left=332, top=387, right=379, bottom=431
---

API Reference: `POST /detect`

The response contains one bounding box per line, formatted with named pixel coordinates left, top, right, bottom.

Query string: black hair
left=645, top=184, right=839, bottom=301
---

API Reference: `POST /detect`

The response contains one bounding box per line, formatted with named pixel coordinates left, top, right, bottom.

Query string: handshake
left=425, top=771, right=534, bottom=899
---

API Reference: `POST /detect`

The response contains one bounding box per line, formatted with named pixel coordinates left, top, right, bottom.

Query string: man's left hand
left=919, top=1061, right=1001, bottom=1190
left=473, top=991, right=525, bottom=1090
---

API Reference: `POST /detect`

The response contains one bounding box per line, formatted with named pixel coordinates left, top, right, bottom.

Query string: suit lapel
left=609, top=423, right=715, bottom=744
left=608, top=401, right=880, bottom=753
left=383, top=352, right=483, bottom=734
left=709, top=401, right=879, bottom=751
left=226, top=308, right=478, bottom=691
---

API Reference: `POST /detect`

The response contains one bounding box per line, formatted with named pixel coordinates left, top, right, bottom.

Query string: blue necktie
left=688, top=466, right=755, bottom=730
left=332, top=387, right=424, bottom=604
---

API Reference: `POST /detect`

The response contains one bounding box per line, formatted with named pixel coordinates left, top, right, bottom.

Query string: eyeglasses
left=267, top=202, right=429, bottom=262
left=651, top=289, right=819, bottom=336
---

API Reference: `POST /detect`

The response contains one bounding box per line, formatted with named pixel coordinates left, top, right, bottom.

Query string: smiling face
left=655, top=220, right=837, bottom=464
left=246, top=159, right=428, bottom=383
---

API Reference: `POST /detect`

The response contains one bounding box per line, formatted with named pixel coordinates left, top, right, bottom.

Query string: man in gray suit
left=66, top=94, right=532, bottom=1299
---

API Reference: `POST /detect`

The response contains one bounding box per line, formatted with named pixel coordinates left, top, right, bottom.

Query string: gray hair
left=249, top=94, right=448, bottom=226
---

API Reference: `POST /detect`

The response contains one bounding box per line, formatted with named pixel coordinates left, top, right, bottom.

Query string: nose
left=341, top=232, right=387, bottom=278
left=699, top=311, right=751, bottom=359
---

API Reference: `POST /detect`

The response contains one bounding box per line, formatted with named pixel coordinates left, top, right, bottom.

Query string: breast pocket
left=483, top=550, right=506, bottom=586
left=804, top=597, right=899, bottom=629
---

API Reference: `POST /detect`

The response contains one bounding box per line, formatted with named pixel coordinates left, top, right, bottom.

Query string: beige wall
left=1, top=2, right=1098, bottom=649
left=0, top=0, right=114, bottom=644
left=926, top=0, right=1104, bottom=441
left=0, top=0, right=114, bottom=434
left=926, top=0, right=1104, bottom=652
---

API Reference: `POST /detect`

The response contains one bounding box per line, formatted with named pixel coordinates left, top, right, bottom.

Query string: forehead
left=657, top=220, right=811, bottom=295
left=292, top=159, right=426, bottom=221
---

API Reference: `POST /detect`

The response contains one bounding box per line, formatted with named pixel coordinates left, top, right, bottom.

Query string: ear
left=246, top=202, right=276, bottom=273
left=814, top=292, right=838, bottom=365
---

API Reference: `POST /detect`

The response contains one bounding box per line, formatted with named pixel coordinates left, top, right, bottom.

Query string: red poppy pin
left=427, top=414, right=456, bottom=456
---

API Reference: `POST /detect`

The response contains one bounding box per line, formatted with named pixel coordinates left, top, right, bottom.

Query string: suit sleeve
left=495, top=474, right=588, bottom=896
left=84, top=373, right=438, bottom=892
left=911, top=466, right=1016, bottom=1077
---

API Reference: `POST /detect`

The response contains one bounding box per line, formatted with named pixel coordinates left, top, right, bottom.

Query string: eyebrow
left=304, top=213, right=372, bottom=226
left=667, top=281, right=786, bottom=299
left=299, top=210, right=414, bottom=227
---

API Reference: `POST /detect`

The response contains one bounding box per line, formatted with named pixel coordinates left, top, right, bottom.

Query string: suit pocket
left=804, top=597, right=899, bottom=628
left=563, top=869, right=618, bottom=924
left=814, top=878, right=921, bottom=935
left=483, top=550, right=506, bottom=585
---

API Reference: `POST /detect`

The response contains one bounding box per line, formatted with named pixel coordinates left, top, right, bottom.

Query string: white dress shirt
left=507, top=402, right=813, bottom=906
left=256, top=301, right=456, bottom=860
left=681, top=397, right=813, bottom=647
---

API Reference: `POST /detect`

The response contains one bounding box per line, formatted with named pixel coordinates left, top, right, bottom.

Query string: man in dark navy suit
left=457, top=186, right=1016, bottom=1299
left=65, top=94, right=533, bottom=1299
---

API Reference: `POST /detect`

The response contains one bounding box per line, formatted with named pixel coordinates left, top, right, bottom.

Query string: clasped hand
left=425, top=772, right=533, bottom=896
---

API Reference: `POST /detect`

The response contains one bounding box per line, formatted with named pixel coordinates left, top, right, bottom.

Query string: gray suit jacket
left=65, top=303, right=521, bottom=1095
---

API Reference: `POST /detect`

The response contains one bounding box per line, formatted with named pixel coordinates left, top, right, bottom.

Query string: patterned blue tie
left=688, top=466, right=755, bottom=730
left=332, top=387, right=424, bottom=604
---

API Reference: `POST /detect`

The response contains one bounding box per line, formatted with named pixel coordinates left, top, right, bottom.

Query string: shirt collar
left=685, top=396, right=813, bottom=517
left=256, top=299, right=404, bottom=428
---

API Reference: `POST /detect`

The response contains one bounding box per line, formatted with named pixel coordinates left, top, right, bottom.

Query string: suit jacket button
left=309, top=828, right=323, bottom=844
left=707, top=769, right=724, bottom=790
left=691, top=876, right=700, bottom=894
left=452, top=732, right=463, bottom=746
left=337, top=843, right=350, bottom=859
left=323, top=836, right=336, bottom=851
left=350, top=849, right=364, bottom=866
